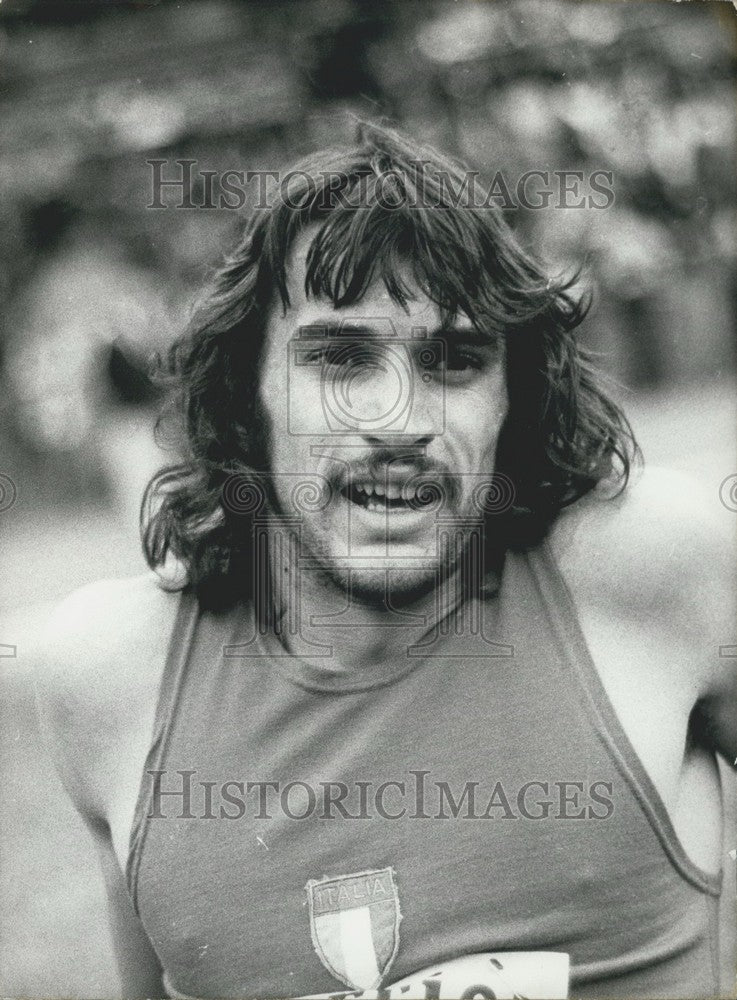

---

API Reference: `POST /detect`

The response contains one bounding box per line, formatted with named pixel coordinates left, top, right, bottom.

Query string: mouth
left=339, top=478, right=439, bottom=515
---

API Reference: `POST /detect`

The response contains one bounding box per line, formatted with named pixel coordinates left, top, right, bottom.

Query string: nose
left=363, top=433, right=434, bottom=451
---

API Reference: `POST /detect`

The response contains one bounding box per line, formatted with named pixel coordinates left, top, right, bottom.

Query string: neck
left=264, top=524, right=468, bottom=673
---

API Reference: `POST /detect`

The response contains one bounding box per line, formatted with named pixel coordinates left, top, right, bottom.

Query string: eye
left=443, top=346, right=484, bottom=372
left=424, top=345, right=485, bottom=380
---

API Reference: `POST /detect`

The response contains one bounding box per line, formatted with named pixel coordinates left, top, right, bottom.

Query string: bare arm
left=93, top=817, right=165, bottom=998
left=550, top=465, right=737, bottom=762
left=32, top=575, right=176, bottom=999
left=688, top=495, right=737, bottom=764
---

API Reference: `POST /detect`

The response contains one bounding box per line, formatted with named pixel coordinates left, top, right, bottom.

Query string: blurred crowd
left=0, top=0, right=735, bottom=547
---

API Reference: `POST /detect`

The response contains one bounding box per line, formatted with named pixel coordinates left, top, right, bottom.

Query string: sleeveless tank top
left=126, top=543, right=722, bottom=999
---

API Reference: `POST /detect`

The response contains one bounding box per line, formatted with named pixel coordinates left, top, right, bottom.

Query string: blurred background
left=0, top=0, right=735, bottom=996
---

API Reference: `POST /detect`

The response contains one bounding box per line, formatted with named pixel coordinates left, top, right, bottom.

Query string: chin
left=321, top=562, right=442, bottom=607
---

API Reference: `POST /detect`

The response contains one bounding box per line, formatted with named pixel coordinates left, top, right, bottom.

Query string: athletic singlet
left=126, top=543, right=722, bottom=999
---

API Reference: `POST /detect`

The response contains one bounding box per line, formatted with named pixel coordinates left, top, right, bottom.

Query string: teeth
left=345, top=477, right=426, bottom=508
left=351, top=480, right=411, bottom=498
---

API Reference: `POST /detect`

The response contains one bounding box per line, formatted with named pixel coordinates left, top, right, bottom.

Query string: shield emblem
left=306, top=867, right=401, bottom=991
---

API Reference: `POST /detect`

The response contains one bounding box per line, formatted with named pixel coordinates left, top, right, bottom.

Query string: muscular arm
left=32, top=575, right=178, bottom=999
left=549, top=465, right=737, bottom=763
left=687, top=497, right=737, bottom=764
left=86, top=816, right=165, bottom=999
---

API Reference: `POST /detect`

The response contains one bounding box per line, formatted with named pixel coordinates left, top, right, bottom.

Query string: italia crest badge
left=306, top=867, right=401, bottom=991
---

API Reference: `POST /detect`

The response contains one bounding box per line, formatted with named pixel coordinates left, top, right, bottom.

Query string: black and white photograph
left=1, top=1, right=735, bottom=997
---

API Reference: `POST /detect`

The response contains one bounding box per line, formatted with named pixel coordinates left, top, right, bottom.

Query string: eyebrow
left=295, top=320, right=498, bottom=345
left=295, top=321, right=375, bottom=339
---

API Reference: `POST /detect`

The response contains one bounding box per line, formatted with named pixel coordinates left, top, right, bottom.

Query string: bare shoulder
left=549, top=465, right=733, bottom=602
left=33, top=573, right=182, bottom=821
left=547, top=464, right=735, bottom=693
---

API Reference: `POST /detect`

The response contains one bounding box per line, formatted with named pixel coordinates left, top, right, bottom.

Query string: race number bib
left=300, top=951, right=570, bottom=999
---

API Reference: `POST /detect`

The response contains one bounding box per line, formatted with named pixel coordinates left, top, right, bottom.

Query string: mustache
left=328, top=449, right=461, bottom=507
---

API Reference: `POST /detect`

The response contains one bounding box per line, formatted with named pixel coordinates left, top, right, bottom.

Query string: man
left=35, top=123, right=735, bottom=999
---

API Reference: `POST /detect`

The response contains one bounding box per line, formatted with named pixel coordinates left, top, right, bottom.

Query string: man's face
left=258, top=227, right=509, bottom=601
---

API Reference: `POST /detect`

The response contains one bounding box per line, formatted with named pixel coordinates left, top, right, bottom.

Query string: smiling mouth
left=340, top=481, right=432, bottom=514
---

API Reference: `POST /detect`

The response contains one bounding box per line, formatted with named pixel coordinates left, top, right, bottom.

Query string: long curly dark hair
left=142, top=121, right=639, bottom=610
